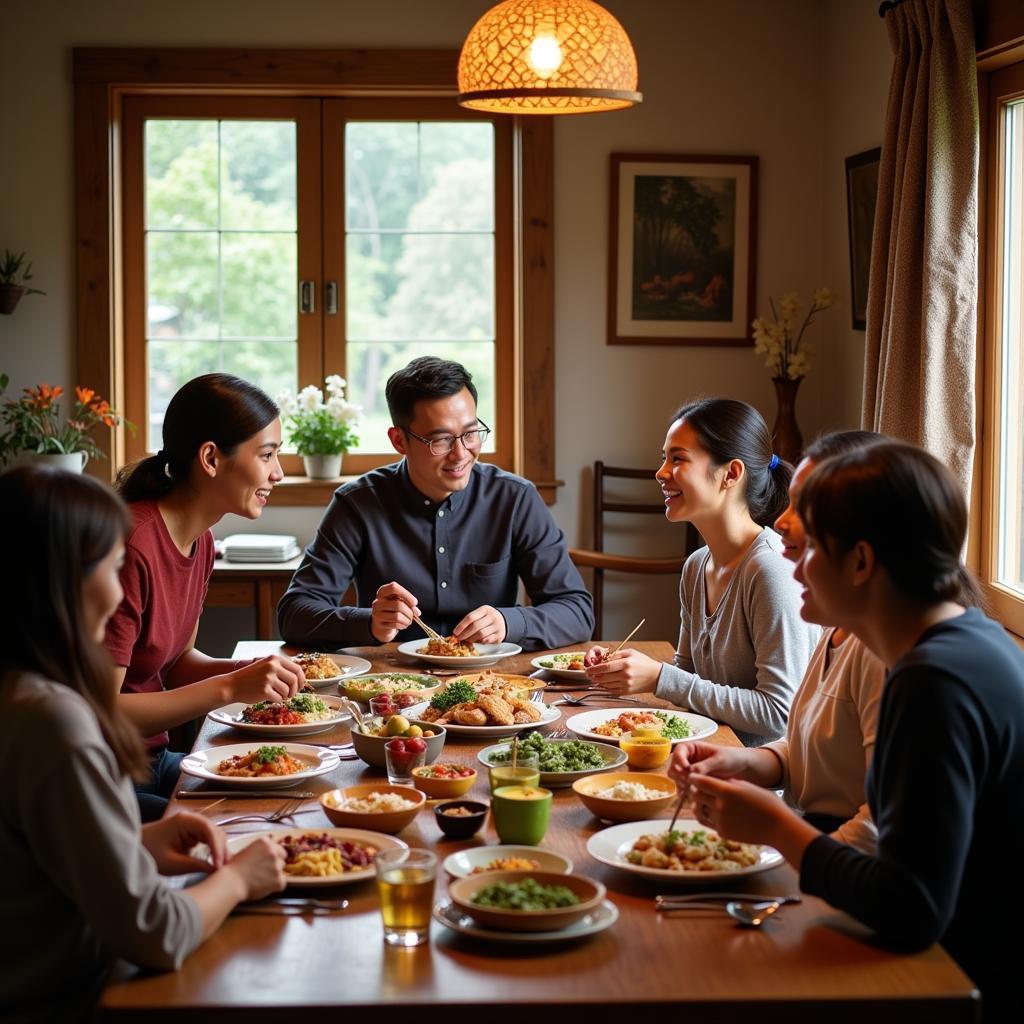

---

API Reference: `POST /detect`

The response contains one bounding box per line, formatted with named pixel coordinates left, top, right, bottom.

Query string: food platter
left=586, top=819, right=784, bottom=884
left=207, top=694, right=351, bottom=737
left=433, top=898, right=618, bottom=943
left=292, top=653, right=373, bottom=689
left=227, top=828, right=408, bottom=887
left=435, top=701, right=561, bottom=739
left=181, top=742, right=340, bottom=788
left=477, top=737, right=626, bottom=788
left=339, top=673, right=440, bottom=704
left=396, top=640, right=522, bottom=669
left=529, top=653, right=588, bottom=681
left=566, top=707, right=718, bottom=746
left=443, top=846, right=573, bottom=878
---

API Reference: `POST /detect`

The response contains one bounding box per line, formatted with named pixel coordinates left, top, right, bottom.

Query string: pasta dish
left=215, top=745, right=306, bottom=778
left=278, top=833, right=378, bottom=877
left=419, top=636, right=478, bottom=657
left=292, top=652, right=340, bottom=679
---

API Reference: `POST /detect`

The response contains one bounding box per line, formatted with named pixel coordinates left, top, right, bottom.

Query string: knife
left=176, top=790, right=318, bottom=800
left=655, top=892, right=802, bottom=906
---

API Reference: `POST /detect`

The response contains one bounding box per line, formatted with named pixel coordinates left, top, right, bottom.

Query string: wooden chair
left=570, top=461, right=700, bottom=639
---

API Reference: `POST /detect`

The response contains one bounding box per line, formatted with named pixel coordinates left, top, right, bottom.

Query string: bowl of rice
left=320, top=783, right=426, bottom=833
left=571, top=772, right=678, bottom=822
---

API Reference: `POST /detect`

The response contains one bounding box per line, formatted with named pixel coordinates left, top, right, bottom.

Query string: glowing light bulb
left=527, top=35, right=563, bottom=78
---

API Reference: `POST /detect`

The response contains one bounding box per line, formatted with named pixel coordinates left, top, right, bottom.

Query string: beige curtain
left=862, top=0, right=979, bottom=496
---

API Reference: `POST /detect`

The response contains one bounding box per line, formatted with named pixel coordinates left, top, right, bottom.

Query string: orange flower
left=25, top=384, right=63, bottom=408
left=75, top=386, right=96, bottom=405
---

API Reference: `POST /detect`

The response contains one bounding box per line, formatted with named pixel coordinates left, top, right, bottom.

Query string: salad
left=487, top=731, right=607, bottom=772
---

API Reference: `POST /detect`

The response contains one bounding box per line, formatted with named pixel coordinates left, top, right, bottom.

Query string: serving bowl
left=434, top=800, right=489, bottom=839
left=447, top=870, right=606, bottom=932
left=412, top=763, right=478, bottom=798
left=320, top=783, right=426, bottom=834
left=572, top=772, right=678, bottom=822
left=349, top=719, right=446, bottom=769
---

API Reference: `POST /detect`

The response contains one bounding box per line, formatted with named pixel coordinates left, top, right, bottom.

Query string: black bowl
left=434, top=799, right=488, bottom=839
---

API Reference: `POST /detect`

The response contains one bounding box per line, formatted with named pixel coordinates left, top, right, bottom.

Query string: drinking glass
left=487, top=750, right=540, bottom=793
left=385, top=739, right=426, bottom=785
left=375, top=848, right=437, bottom=947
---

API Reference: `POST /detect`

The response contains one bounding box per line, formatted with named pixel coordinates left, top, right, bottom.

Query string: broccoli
left=429, top=679, right=478, bottom=712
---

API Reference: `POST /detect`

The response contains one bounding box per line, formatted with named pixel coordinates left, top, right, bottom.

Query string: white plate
left=566, top=707, right=718, bottom=746
left=433, top=701, right=561, bottom=738
left=294, top=654, right=373, bottom=689
left=529, top=653, right=588, bottom=681
left=433, top=897, right=617, bottom=943
left=397, top=640, right=523, bottom=669
left=477, top=738, right=627, bottom=788
left=586, top=819, right=784, bottom=883
left=181, top=742, right=340, bottom=788
left=227, top=828, right=407, bottom=887
left=443, top=846, right=573, bottom=878
left=207, top=695, right=352, bottom=737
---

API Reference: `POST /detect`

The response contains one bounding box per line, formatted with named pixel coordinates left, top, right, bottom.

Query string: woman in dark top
left=687, top=442, right=1024, bottom=1021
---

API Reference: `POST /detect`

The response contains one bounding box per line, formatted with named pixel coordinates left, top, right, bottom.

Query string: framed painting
left=845, top=146, right=881, bottom=331
left=607, top=153, right=758, bottom=346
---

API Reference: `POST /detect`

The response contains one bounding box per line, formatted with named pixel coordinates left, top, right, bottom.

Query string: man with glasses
left=278, top=357, right=594, bottom=648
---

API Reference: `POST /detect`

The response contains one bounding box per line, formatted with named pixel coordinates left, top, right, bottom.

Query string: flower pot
left=23, top=451, right=89, bottom=474
left=0, top=284, right=25, bottom=315
left=302, top=453, right=343, bottom=479
left=771, top=377, right=803, bottom=465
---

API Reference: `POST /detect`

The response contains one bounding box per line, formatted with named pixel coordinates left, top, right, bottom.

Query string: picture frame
left=607, top=153, right=758, bottom=346
left=845, top=146, right=882, bottom=331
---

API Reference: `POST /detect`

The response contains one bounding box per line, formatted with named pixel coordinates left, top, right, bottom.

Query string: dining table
left=99, top=641, right=980, bottom=1022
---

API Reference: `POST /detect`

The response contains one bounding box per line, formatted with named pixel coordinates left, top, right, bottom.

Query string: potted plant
left=0, top=250, right=45, bottom=315
left=0, top=375, right=132, bottom=471
left=277, top=375, right=361, bottom=479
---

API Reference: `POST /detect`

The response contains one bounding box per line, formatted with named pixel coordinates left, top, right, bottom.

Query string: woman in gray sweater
left=0, top=467, right=287, bottom=1022
left=586, top=399, right=820, bottom=744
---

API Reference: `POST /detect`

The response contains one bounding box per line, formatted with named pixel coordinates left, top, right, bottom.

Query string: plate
left=207, top=694, right=351, bottom=737
left=339, top=673, right=440, bottom=704
left=227, top=828, right=407, bottom=887
left=294, top=653, right=373, bottom=689
left=181, top=742, right=340, bottom=788
left=529, top=653, right=588, bottom=681
left=566, top=707, right=718, bottom=746
left=434, top=701, right=561, bottom=738
left=443, top=846, right=573, bottom=878
left=397, top=640, right=523, bottom=669
left=586, top=819, right=784, bottom=883
left=477, top=738, right=627, bottom=788
left=433, top=898, right=617, bottom=943
left=449, top=671, right=547, bottom=697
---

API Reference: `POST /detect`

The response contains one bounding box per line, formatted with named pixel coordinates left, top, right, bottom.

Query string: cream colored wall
left=0, top=0, right=892, bottom=646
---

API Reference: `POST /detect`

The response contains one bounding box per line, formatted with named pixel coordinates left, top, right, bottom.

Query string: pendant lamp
left=457, top=0, right=642, bottom=114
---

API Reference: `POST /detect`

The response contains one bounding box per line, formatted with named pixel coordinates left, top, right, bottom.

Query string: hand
left=228, top=654, right=303, bottom=704
left=141, top=811, right=227, bottom=875
left=583, top=645, right=610, bottom=668
left=371, top=582, right=420, bottom=643
left=224, top=836, right=288, bottom=901
left=688, top=775, right=790, bottom=846
left=584, top=649, right=661, bottom=693
left=668, top=741, right=754, bottom=789
left=453, top=605, right=507, bottom=645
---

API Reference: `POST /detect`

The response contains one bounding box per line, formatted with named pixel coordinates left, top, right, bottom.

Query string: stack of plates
left=221, top=534, right=301, bottom=563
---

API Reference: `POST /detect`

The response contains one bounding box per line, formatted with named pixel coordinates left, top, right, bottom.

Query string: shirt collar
left=396, top=459, right=470, bottom=513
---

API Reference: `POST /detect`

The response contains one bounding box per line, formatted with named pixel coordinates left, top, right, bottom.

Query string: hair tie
left=156, top=449, right=174, bottom=479
left=768, top=453, right=780, bottom=471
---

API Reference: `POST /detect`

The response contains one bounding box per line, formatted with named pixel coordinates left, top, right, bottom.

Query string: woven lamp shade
left=458, top=0, right=641, bottom=114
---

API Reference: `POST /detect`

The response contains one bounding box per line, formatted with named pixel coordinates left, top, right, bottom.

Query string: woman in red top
left=105, top=373, right=303, bottom=819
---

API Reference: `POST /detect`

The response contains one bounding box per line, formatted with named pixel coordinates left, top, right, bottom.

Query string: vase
left=0, top=284, right=25, bottom=315
left=303, top=453, right=343, bottom=479
left=24, top=451, right=88, bottom=473
left=770, top=377, right=803, bottom=466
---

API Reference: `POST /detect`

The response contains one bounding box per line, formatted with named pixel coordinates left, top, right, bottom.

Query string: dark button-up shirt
left=277, top=461, right=594, bottom=650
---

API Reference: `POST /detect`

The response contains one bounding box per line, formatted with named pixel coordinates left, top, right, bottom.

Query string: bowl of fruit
left=350, top=713, right=446, bottom=769
left=411, top=762, right=478, bottom=799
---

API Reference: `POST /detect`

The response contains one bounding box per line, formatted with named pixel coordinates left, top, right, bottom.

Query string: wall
left=0, top=0, right=893, bottom=647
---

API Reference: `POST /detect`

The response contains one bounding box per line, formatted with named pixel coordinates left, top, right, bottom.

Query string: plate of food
left=433, top=897, right=618, bottom=944
left=419, top=676, right=560, bottom=737
left=180, top=742, right=340, bottom=788
left=339, top=673, right=440, bottom=704
left=291, top=652, right=373, bottom=689
left=586, top=818, right=784, bottom=883
left=566, top=708, right=718, bottom=746
left=227, top=828, right=407, bottom=887
left=477, top=732, right=627, bottom=788
left=206, top=693, right=352, bottom=737
left=443, top=846, right=574, bottom=878
left=396, top=638, right=522, bottom=669
left=529, top=652, right=588, bottom=680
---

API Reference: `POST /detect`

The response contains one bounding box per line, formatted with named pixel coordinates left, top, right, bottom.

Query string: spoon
left=725, top=900, right=781, bottom=927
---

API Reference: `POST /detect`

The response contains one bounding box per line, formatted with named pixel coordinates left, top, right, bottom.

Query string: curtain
left=862, top=0, right=979, bottom=496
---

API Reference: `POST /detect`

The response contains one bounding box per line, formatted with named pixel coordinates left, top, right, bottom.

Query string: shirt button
left=438, top=510, right=445, bottom=518
left=438, top=546, right=445, bottom=554
left=440, top=581, right=448, bottom=589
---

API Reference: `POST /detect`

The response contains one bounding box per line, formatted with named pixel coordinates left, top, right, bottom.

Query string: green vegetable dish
left=470, top=877, right=581, bottom=911
left=254, top=745, right=287, bottom=764
left=488, top=731, right=606, bottom=772
left=429, top=679, right=478, bottom=712
left=651, top=712, right=691, bottom=740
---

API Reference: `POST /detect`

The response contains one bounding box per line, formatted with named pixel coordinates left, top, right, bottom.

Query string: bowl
left=449, top=671, right=548, bottom=701
left=412, top=763, right=478, bottom=799
left=572, top=772, right=678, bottom=822
left=448, top=870, right=605, bottom=932
left=339, top=673, right=440, bottom=704
left=320, top=783, right=426, bottom=834
left=349, top=719, right=446, bottom=769
left=443, top=845, right=573, bottom=878
left=434, top=800, right=489, bottom=839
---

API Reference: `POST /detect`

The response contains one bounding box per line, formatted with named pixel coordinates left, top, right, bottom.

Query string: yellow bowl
left=572, top=772, right=678, bottom=822
left=320, top=783, right=425, bottom=834
left=411, top=763, right=478, bottom=798
left=448, top=871, right=605, bottom=932
left=620, top=732, right=672, bottom=769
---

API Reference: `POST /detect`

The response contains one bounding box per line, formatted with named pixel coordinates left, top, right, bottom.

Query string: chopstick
left=175, top=790, right=317, bottom=800
left=413, top=614, right=444, bottom=643
left=609, top=617, right=646, bottom=656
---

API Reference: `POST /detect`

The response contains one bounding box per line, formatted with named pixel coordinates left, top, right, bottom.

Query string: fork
left=214, top=797, right=306, bottom=827
left=552, top=692, right=642, bottom=707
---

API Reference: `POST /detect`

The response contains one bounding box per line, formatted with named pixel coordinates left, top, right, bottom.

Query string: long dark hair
left=798, top=441, right=985, bottom=608
left=117, top=373, right=278, bottom=502
left=804, top=429, right=886, bottom=463
left=0, top=466, right=147, bottom=778
left=672, top=398, right=791, bottom=527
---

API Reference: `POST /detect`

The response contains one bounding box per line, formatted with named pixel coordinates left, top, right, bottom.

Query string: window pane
left=148, top=340, right=221, bottom=450
left=147, top=231, right=218, bottom=338
left=220, top=121, right=297, bottom=231
left=221, top=232, right=297, bottom=339
left=146, top=120, right=218, bottom=230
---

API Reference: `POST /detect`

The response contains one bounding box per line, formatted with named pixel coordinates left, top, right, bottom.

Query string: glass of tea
left=375, top=848, right=438, bottom=947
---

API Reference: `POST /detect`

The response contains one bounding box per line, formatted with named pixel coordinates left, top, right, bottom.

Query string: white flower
left=276, top=388, right=297, bottom=416
left=779, top=292, right=800, bottom=320
left=325, top=374, right=346, bottom=397
left=298, top=385, right=324, bottom=414
left=813, top=287, right=834, bottom=309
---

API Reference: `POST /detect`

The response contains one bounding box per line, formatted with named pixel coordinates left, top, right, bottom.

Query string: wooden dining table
left=100, top=641, right=979, bottom=1021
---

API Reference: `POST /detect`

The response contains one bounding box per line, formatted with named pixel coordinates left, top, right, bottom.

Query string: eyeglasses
left=403, top=420, right=491, bottom=456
